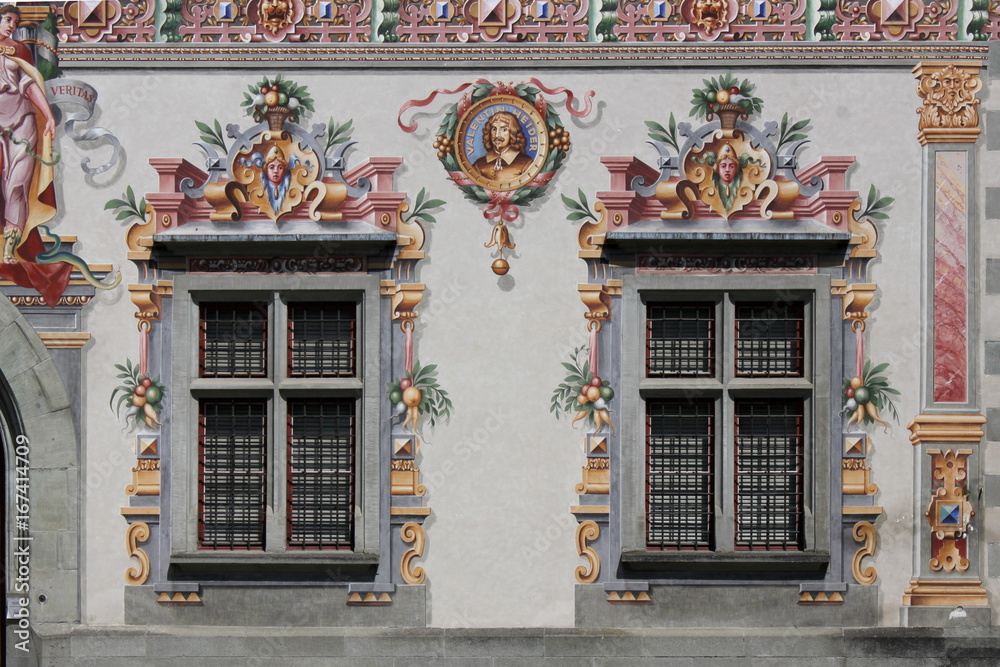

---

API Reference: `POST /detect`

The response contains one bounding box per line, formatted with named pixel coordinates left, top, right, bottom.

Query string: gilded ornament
left=400, top=522, right=426, bottom=585
left=913, top=63, right=983, bottom=144
left=851, top=521, right=878, bottom=585
left=574, top=520, right=600, bottom=584
left=124, top=521, right=151, bottom=585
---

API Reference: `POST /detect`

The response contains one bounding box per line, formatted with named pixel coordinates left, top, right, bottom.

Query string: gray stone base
left=575, top=583, right=878, bottom=628
left=12, top=623, right=1000, bottom=666
left=124, top=583, right=426, bottom=627
left=900, top=605, right=993, bottom=628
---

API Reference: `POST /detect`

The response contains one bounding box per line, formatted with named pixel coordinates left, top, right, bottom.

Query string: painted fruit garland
left=111, top=358, right=167, bottom=429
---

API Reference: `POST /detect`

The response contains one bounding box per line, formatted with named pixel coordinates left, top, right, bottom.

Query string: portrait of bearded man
left=471, top=111, right=534, bottom=184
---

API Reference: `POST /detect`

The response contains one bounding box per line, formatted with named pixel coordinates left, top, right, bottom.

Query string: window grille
left=199, top=303, right=268, bottom=378
left=198, top=400, right=267, bottom=549
left=646, top=399, right=715, bottom=550
left=288, top=302, right=357, bottom=377
left=734, top=302, right=804, bottom=377
left=286, top=399, right=356, bottom=550
left=646, top=303, right=715, bottom=377
left=734, top=399, right=804, bottom=550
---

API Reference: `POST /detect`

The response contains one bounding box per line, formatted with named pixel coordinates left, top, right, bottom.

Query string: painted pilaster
left=902, top=61, right=989, bottom=626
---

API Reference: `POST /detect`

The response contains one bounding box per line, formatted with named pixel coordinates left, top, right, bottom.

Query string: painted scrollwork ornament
left=184, top=75, right=368, bottom=223
left=400, top=79, right=594, bottom=276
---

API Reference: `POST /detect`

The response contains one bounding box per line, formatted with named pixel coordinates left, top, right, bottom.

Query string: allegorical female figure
left=0, top=4, right=57, bottom=264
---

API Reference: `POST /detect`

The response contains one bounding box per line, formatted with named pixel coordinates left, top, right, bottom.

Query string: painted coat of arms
left=400, top=79, right=592, bottom=275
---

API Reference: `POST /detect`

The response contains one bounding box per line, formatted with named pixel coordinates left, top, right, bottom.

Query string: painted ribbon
left=46, top=78, right=123, bottom=175
left=397, top=79, right=493, bottom=133
left=404, top=325, right=414, bottom=375
left=484, top=192, right=519, bottom=222
left=138, top=326, right=149, bottom=378
left=400, top=79, right=595, bottom=133
left=521, top=78, right=596, bottom=119
left=589, top=326, right=599, bottom=379
left=856, top=326, right=864, bottom=377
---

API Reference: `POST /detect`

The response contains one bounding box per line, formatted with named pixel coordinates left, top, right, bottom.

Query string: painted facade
left=3, top=0, right=1000, bottom=662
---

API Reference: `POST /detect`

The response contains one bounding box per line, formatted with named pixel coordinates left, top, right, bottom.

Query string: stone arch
left=0, top=295, right=80, bottom=627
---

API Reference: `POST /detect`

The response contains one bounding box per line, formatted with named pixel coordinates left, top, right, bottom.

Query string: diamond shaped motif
left=79, top=0, right=108, bottom=27
left=753, top=0, right=768, bottom=19
left=480, top=0, right=507, bottom=25
left=939, top=503, right=961, bottom=524
left=317, top=1, right=334, bottom=19
left=652, top=0, right=668, bottom=19
left=218, top=2, right=234, bottom=20
left=534, top=0, right=550, bottom=19
left=883, top=0, right=907, bottom=23
left=435, top=1, right=451, bottom=19
left=844, top=436, right=865, bottom=457
left=137, top=436, right=158, bottom=457
left=394, top=437, right=415, bottom=457
left=588, top=435, right=607, bottom=455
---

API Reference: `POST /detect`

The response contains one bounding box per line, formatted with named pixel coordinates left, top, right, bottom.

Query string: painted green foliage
left=105, top=186, right=146, bottom=223
left=242, top=75, right=315, bottom=123
left=551, top=346, right=615, bottom=431
left=857, top=184, right=894, bottom=222
left=111, top=359, right=167, bottom=429
left=561, top=188, right=599, bottom=223
left=843, top=361, right=900, bottom=431
left=404, top=187, right=446, bottom=225
left=690, top=74, right=763, bottom=120
left=388, top=360, right=453, bottom=431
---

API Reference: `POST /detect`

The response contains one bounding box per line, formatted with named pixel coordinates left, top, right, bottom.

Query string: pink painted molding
left=598, top=154, right=860, bottom=231
left=146, top=156, right=405, bottom=231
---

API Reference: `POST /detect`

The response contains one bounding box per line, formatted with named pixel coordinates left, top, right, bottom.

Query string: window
left=171, top=275, right=381, bottom=566
left=622, top=275, right=831, bottom=572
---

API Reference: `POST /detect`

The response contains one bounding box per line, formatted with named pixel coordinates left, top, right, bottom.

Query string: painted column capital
left=912, top=61, right=984, bottom=146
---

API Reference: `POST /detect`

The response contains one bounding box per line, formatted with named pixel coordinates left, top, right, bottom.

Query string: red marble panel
left=933, top=151, right=968, bottom=404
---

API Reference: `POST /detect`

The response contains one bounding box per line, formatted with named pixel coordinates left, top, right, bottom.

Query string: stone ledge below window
left=620, top=550, right=830, bottom=577
left=169, top=551, right=380, bottom=579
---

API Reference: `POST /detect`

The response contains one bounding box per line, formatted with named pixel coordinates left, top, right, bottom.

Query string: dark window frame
left=170, top=274, right=382, bottom=568
left=620, top=274, right=832, bottom=574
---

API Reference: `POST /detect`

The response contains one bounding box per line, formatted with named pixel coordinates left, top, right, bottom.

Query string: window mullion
left=718, top=295, right=735, bottom=553
left=268, top=294, right=286, bottom=552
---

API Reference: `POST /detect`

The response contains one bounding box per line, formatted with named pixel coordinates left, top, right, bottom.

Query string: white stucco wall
left=52, top=66, right=928, bottom=627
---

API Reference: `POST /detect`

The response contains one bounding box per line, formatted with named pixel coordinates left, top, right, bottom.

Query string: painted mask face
left=265, top=159, right=287, bottom=186
left=717, top=157, right=738, bottom=185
